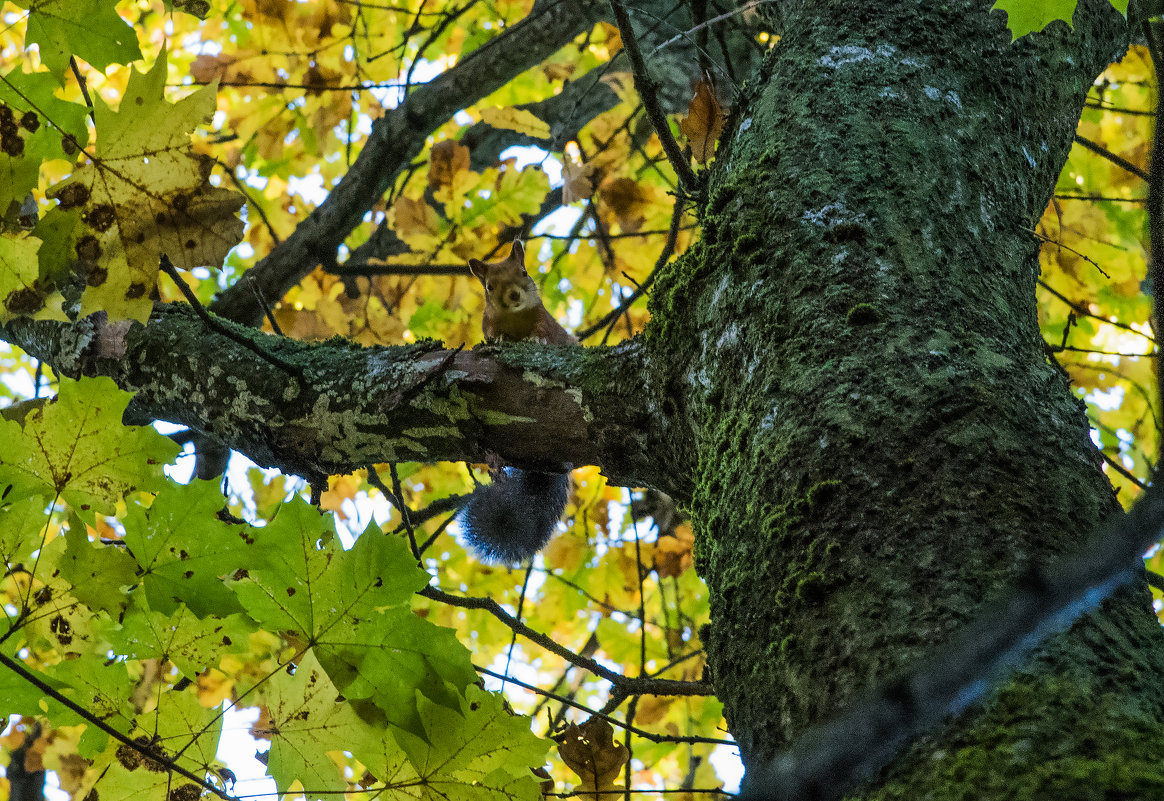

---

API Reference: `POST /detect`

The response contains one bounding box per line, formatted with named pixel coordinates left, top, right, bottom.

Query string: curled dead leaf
left=680, top=78, right=727, bottom=165
left=562, top=157, right=595, bottom=205
left=557, top=718, right=629, bottom=801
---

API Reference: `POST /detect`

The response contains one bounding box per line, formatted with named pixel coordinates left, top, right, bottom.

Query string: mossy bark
left=645, top=0, right=1164, bottom=795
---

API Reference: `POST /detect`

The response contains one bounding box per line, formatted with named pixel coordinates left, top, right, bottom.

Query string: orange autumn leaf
left=600, top=176, right=648, bottom=233
left=680, top=77, right=727, bottom=164
left=429, top=140, right=471, bottom=189
left=655, top=523, right=695, bottom=578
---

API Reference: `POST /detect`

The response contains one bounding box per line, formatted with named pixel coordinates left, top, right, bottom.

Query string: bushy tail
left=460, top=468, right=570, bottom=563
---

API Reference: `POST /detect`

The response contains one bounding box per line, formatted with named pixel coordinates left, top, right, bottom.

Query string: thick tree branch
left=209, top=0, right=608, bottom=326
left=1, top=305, right=686, bottom=495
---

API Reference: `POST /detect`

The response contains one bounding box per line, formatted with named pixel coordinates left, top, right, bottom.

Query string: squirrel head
left=468, top=239, right=540, bottom=313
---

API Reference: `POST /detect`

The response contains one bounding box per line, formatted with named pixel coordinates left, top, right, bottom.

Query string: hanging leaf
left=679, top=77, right=727, bottom=165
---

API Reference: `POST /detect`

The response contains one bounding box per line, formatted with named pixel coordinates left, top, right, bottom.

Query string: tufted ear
left=509, top=238, right=525, bottom=265
left=468, top=258, right=487, bottom=283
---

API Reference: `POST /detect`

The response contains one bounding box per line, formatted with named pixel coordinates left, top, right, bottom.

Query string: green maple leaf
left=0, top=494, right=48, bottom=570
left=115, top=600, right=254, bottom=678
left=12, top=0, right=142, bottom=85
left=123, top=479, right=253, bottom=618
left=229, top=496, right=476, bottom=730
left=46, top=48, right=244, bottom=321
left=60, top=516, right=139, bottom=614
left=83, top=690, right=222, bottom=801
left=0, top=234, right=41, bottom=322
left=358, top=685, right=548, bottom=801
left=990, top=0, right=1077, bottom=39
left=0, top=69, right=91, bottom=218
left=33, top=654, right=134, bottom=757
left=0, top=376, right=180, bottom=516
left=24, top=537, right=122, bottom=656
left=261, top=648, right=385, bottom=795
left=31, top=208, right=81, bottom=293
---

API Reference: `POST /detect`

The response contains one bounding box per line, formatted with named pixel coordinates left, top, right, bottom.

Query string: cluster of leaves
left=1036, top=51, right=1158, bottom=503
left=0, top=377, right=546, bottom=799
left=1005, top=6, right=1164, bottom=608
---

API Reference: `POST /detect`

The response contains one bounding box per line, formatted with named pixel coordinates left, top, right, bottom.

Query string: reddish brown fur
left=467, top=240, right=577, bottom=345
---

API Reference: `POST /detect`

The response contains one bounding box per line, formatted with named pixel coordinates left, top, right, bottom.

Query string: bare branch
left=609, top=1, right=699, bottom=194
left=422, top=585, right=715, bottom=698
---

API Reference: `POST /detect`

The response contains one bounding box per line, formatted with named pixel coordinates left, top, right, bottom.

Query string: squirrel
left=460, top=239, right=575, bottom=563
left=467, top=239, right=578, bottom=346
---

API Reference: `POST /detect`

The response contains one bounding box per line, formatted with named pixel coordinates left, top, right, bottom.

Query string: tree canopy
left=0, top=0, right=1161, bottom=800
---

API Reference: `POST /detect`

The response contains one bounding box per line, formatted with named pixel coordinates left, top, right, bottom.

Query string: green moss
left=805, top=479, right=840, bottom=510
left=865, top=672, right=1164, bottom=800
left=847, top=303, right=880, bottom=326
left=795, top=572, right=828, bottom=604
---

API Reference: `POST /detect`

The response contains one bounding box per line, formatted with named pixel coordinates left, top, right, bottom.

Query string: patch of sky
left=1086, top=385, right=1124, bottom=411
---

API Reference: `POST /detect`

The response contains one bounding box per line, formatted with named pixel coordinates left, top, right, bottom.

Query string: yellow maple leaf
left=45, top=47, right=245, bottom=322
left=479, top=106, right=551, bottom=138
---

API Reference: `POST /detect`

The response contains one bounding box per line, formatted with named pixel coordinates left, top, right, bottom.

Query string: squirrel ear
left=510, top=239, right=525, bottom=264
left=468, top=259, right=486, bottom=282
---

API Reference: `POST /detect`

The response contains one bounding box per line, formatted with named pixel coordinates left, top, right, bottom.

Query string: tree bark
left=642, top=0, right=1164, bottom=795
left=2, top=305, right=683, bottom=492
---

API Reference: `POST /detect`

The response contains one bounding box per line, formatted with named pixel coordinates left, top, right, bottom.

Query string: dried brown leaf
left=680, top=78, right=727, bottom=165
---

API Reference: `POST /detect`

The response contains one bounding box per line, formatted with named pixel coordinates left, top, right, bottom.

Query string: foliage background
left=0, top=0, right=1159, bottom=799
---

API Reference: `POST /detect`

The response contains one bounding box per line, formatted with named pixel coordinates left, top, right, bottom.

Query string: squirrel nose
left=508, top=290, right=521, bottom=304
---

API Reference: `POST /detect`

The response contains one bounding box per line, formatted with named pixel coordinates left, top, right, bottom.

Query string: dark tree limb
left=740, top=483, right=1164, bottom=801
left=0, top=304, right=687, bottom=495
left=609, top=0, right=699, bottom=193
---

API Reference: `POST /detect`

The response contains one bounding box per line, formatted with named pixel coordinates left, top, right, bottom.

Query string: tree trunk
left=644, top=0, right=1164, bottom=795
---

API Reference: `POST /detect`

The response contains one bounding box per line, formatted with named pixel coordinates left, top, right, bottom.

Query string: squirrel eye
left=485, top=282, right=493, bottom=291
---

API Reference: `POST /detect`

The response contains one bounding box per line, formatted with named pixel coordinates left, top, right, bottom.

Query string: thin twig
left=159, top=257, right=303, bottom=377
left=0, top=653, right=235, bottom=801
left=68, top=57, right=94, bottom=114
left=475, top=665, right=733, bottom=745
left=609, top=1, right=699, bottom=193
left=1037, top=279, right=1156, bottom=343
left=416, top=510, right=458, bottom=556
left=420, top=585, right=713, bottom=696
left=1098, top=448, right=1148, bottom=490
left=1030, top=229, right=1110, bottom=278
left=367, top=464, right=419, bottom=558
left=247, top=275, right=284, bottom=336
left=1074, top=134, right=1150, bottom=181
left=577, top=197, right=685, bottom=340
